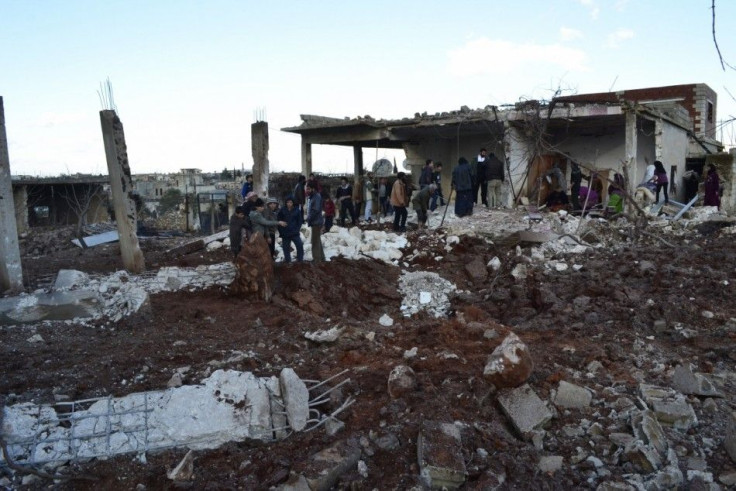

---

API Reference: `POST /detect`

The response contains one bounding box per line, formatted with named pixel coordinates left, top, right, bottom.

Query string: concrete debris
left=398, top=271, right=456, bottom=318
left=672, top=364, right=722, bottom=397
left=417, top=420, right=466, bottom=490
left=538, top=455, right=564, bottom=474
left=303, top=440, right=361, bottom=491
left=53, top=269, right=90, bottom=291
left=723, top=412, right=736, bottom=463
left=387, top=365, right=417, bottom=398
left=553, top=380, right=593, bottom=409
left=167, top=449, right=194, bottom=481
left=279, top=368, right=310, bottom=431
left=379, top=313, right=394, bottom=327
left=304, top=326, right=344, bottom=343
left=483, top=332, right=533, bottom=389
left=652, top=399, right=698, bottom=430
left=497, top=384, right=553, bottom=438
left=26, top=334, right=44, bottom=343
left=632, top=410, right=668, bottom=457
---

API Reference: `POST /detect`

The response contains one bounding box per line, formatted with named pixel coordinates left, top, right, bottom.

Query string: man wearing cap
left=241, top=191, right=259, bottom=239
left=277, top=195, right=304, bottom=262
left=249, top=199, right=286, bottom=255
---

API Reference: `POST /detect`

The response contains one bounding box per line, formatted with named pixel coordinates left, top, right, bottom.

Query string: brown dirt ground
left=2, top=222, right=736, bottom=489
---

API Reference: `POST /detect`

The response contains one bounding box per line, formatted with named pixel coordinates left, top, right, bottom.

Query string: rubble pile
left=397, top=270, right=456, bottom=317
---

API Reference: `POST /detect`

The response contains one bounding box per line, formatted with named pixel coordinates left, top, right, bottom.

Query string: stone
left=723, top=412, right=736, bottom=463
left=648, top=465, right=684, bottom=490
left=372, top=432, right=400, bottom=451
left=279, top=368, right=309, bottom=431
left=388, top=365, right=417, bottom=398
left=488, top=256, right=501, bottom=271
left=554, top=381, right=592, bottom=409
left=632, top=410, right=668, bottom=457
left=719, top=470, right=736, bottom=486
left=229, top=234, right=275, bottom=302
left=324, top=418, right=345, bottom=436
left=379, top=314, right=394, bottom=327
left=596, top=482, right=636, bottom=490
left=26, top=334, right=44, bottom=343
left=465, top=256, right=488, bottom=283
left=305, top=440, right=361, bottom=491
left=53, top=269, right=90, bottom=291
left=419, top=291, right=432, bottom=304
left=624, top=441, right=662, bottom=473
left=511, top=264, right=527, bottom=281
left=167, top=372, right=184, bottom=388
left=417, top=420, right=466, bottom=490
left=404, top=347, right=418, bottom=359
left=167, top=449, right=194, bottom=481
left=538, top=455, right=564, bottom=474
left=497, top=384, right=553, bottom=438
left=483, top=332, right=533, bottom=389
left=304, top=326, right=343, bottom=343
left=672, top=364, right=722, bottom=397
left=609, top=433, right=635, bottom=448
left=652, top=399, right=698, bottom=430
left=278, top=473, right=311, bottom=491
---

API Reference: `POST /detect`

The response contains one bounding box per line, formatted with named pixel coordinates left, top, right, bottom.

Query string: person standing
left=390, top=172, right=409, bottom=232
left=293, top=175, right=306, bottom=216
left=363, top=172, right=375, bottom=223
left=704, top=163, right=721, bottom=209
left=323, top=192, right=336, bottom=232
left=430, top=162, right=445, bottom=211
left=277, top=195, right=304, bottom=262
left=305, top=182, right=325, bottom=263
left=336, top=177, right=356, bottom=227
left=378, top=177, right=391, bottom=217
left=264, top=197, right=280, bottom=258
left=228, top=206, right=248, bottom=258
left=570, top=162, right=583, bottom=210
left=474, top=149, right=489, bottom=206
left=419, top=159, right=434, bottom=189
left=653, top=160, right=669, bottom=205
left=412, top=184, right=436, bottom=229
left=240, top=174, right=253, bottom=201
left=485, top=152, right=505, bottom=208
left=452, top=157, right=474, bottom=217
left=249, top=199, right=286, bottom=252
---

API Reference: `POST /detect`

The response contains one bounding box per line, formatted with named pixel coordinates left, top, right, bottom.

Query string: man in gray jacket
left=305, top=182, right=325, bottom=263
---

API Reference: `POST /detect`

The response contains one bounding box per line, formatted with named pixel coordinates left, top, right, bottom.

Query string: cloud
left=606, top=28, right=635, bottom=48
left=560, top=27, right=583, bottom=41
left=447, top=38, right=588, bottom=76
left=575, top=0, right=600, bottom=19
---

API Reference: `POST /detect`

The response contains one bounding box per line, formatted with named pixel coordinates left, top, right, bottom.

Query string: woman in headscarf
left=607, top=173, right=626, bottom=213
left=704, top=164, right=721, bottom=209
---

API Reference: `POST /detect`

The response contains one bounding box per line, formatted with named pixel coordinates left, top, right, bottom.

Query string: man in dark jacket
left=452, top=157, right=474, bottom=217
left=419, top=159, right=434, bottom=189
left=335, top=177, right=356, bottom=227
left=305, top=181, right=325, bottom=263
left=473, top=148, right=489, bottom=205
left=293, top=175, right=306, bottom=216
left=229, top=206, right=248, bottom=258
left=485, top=152, right=505, bottom=208
left=277, top=195, right=304, bottom=262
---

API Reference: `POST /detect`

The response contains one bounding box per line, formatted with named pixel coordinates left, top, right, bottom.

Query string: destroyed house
left=283, top=83, right=730, bottom=211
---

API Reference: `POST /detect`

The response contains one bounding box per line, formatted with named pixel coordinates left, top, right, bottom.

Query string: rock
left=553, top=381, right=592, bottom=408
left=652, top=399, right=698, bottom=430
left=26, top=334, right=44, bottom=343
left=167, top=372, right=184, bottom=388
left=483, top=333, right=533, bottom=388
left=632, top=410, right=668, bottom=457
left=53, top=269, right=90, bottom=291
left=379, top=314, right=394, bottom=327
left=304, top=326, right=343, bottom=343
left=325, top=418, right=345, bottom=436
left=279, top=368, right=309, bottom=431
left=388, top=365, right=417, bottom=398
left=596, top=482, right=636, bottom=490
left=417, top=420, right=466, bottom=490
left=497, top=384, right=553, bottom=438
left=719, top=470, right=736, bottom=486
left=488, top=256, right=501, bottom=271
left=167, top=449, right=194, bottom=481
left=304, top=440, right=361, bottom=491
left=229, top=234, right=275, bottom=302
left=538, top=455, right=564, bottom=474
left=511, top=264, right=528, bottom=281
left=624, top=441, right=662, bottom=473
left=465, top=256, right=488, bottom=282
left=277, top=473, right=311, bottom=491
left=672, top=364, right=722, bottom=397
left=372, top=432, right=400, bottom=451
left=419, top=291, right=432, bottom=304
left=723, top=412, right=736, bottom=463
left=403, top=347, right=418, bottom=359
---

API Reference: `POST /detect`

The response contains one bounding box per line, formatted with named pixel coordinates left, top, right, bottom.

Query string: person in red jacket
left=323, top=192, right=336, bottom=232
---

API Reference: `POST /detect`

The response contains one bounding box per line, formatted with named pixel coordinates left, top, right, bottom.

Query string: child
left=323, top=192, right=336, bottom=232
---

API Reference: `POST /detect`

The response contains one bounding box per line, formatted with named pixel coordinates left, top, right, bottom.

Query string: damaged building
left=283, top=83, right=732, bottom=211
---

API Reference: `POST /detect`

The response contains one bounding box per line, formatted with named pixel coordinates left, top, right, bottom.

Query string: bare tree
left=57, top=183, right=105, bottom=248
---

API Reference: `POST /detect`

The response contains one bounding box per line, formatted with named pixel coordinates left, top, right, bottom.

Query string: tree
left=221, top=168, right=233, bottom=180
left=159, top=188, right=183, bottom=214
left=58, top=183, right=106, bottom=248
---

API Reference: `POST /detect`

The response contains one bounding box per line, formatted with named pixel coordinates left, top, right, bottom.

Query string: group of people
left=231, top=177, right=325, bottom=264
left=450, top=148, right=506, bottom=217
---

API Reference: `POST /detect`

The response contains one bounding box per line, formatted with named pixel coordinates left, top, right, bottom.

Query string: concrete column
left=504, top=125, right=529, bottom=206
left=624, top=110, right=638, bottom=198
left=13, top=184, right=28, bottom=235
left=0, top=97, right=23, bottom=292
left=353, top=145, right=363, bottom=177
left=100, top=110, right=145, bottom=273
left=251, top=121, right=269, bottom=197
left=301, top=140, right=312, bottom=177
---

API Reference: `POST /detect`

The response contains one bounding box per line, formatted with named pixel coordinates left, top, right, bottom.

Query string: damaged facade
left=283, top=83, right=732, bottom=211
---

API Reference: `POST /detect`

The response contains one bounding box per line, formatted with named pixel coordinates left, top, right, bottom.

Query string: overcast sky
left=2, top=0, right=735, bottom=177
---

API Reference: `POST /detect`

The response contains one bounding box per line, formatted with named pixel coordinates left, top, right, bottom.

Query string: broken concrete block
left=652, top=399, right=698, bottom=430
left=464, top=256, right=488, bottom=283
left=639, top=383, right=678, bottom=404
left=388, top=365, right=417, bottom=398
left=624, top=441, right=662, bottom=473
left=538, top=455, right=564, bottom=474
left=304, top=326, right=343, bottom=343
left=167, top=449, right=194, bottom=481
left=167, top=372, right=184, bottom=388
left=483, top=332, right=533, bottom=389
left=511, top=263, right=528, bottom=281
left=672, top=364, right=722, bottom=397
left=632, top=410, right=668, bottom=457
left=497, top=384, right=553, bottom=438
left=596, top=482, right=637, bottom=491
left=553, top=381, right=592, bottom=409
left=723, top=412, right=736, bottom=463
left=279, top=368, right=309, bottom=431
left=305, top=440, right=361, bottom=491
left=379, top=313, right=394, bottom=327
left=53, top=269, right=90, bottom=291
left=417, top=420, right=466, bottom=490
left=277, top=473, right=311, bottom=491
left=247, top=377, right=274, bottom=440
left=266, top=376, right=288, bottom=440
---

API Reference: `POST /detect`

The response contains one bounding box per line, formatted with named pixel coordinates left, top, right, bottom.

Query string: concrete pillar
left=504, top=125, right=529, bottom=206
left=251, top=121, right=269, bottom=197
left=301, top=140, right=312, bottom=177
left=100, top=110, right=145, bottom=273
left=13, top=184, right=28, bottom=234
left=624, top=110, right=638, bottom=199
left=0, top=97, right=23, bottom=292
left=353, top=146, right=363, bottom=177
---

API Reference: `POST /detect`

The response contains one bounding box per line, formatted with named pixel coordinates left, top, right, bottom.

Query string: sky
left=1, top=0, right=735, bottom=177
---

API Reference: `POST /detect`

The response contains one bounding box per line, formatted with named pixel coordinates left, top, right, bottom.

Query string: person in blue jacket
left=277, top=195, right=304, bottom=263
